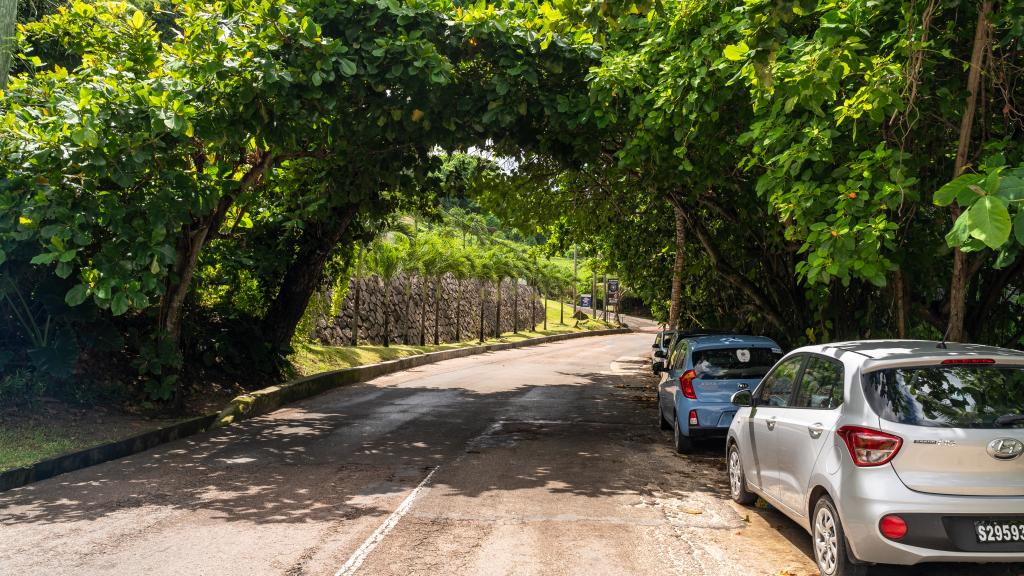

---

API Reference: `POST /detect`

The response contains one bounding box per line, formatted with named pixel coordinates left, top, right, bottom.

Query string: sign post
left=607, top=279, right=620, bottom=305
left=579, top=294, right=592, bottom=310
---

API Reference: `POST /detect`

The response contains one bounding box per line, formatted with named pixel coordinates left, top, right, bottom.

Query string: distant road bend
left=1, top=323, right=1008, bottom=576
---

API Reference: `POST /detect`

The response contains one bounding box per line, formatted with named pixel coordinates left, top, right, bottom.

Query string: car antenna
left=937, top=324, right=951, bottom=349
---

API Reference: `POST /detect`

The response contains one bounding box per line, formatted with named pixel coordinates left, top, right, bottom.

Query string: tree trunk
left=686, top=212, right=792, bottom=339
left=0, top=0, right=16, bottom=90
left=165, top=152, right=274, bottom=348
left=351, top=273, right=360, bottom=347
left=403, top=274, right=413, bottom=345
left=433, top=276, right=440, bottom=346
left=602, top=274, right=608, bottom=321
left=543, top=292, right=548, bottom=330
left=383, top=280, right=391, bottom=347
left=531, top=286, right=538, bottom=329
left=572, top=246, right=578, bottom=313
left=895, top=269, right=907, bottom=339
left=478, top=282, right=486, bottom=344
left=591, top=270, right=598, bottom=317
left=455, top=279, right=462, bottom=342
left=668, top=203, right=686, bottom=329
left=946, top=0, right=992, bottom=343
left=419, top=274, right=428, bottom=346
left=495, top=279, right=502, bottom=338
left=512, top=280, right=519, bottom=333
left=262, top=204, right=356, bottom=352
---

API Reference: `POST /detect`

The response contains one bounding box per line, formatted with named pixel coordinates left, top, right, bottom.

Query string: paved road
left=1, top=331, right=1021, bottom=576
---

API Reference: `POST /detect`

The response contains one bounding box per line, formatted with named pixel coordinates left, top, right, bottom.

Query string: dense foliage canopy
left=2, top=0, right=1024, bottom=409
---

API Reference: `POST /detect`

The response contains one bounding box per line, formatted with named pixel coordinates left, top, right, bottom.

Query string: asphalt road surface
left=1, top=329, right=1021, bottom=576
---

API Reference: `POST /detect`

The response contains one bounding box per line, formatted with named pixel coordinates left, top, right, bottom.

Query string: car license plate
left=975, top=520, right=1024, bottom=543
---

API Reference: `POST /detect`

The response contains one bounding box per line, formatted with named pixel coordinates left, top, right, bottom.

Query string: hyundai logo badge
left=987, top=438, right=1024, bottom=461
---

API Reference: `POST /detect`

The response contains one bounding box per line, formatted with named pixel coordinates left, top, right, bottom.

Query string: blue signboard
left=579, top=294, right=592, bottom=308
left=607, top=280, right=620, bottom=304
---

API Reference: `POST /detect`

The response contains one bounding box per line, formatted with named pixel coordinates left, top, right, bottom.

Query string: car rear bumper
left=838, top=465, right=1024, bottom=565
left=678, top=401, right=736, bottom=437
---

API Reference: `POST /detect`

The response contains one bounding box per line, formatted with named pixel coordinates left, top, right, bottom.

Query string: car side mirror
left=654, top=349, right=666, bottom=359
left=731, top=390, right=753, bottom=407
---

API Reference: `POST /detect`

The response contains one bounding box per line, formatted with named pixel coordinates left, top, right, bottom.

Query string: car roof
left=685, top=334, right=780, bottom=350
left=796, top=339, right=1024, bottom=364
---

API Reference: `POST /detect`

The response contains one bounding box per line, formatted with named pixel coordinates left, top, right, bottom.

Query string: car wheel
left=673, top=415, right=693, bottom=454
left=812, top=496, right=866, bottom=576
left=727, top=443, right=757, bottom=505
left=657, top=396, right=671, bottom=430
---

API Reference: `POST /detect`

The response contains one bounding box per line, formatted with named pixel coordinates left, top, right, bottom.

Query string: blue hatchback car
left=656, top=334, right=783, bottom=453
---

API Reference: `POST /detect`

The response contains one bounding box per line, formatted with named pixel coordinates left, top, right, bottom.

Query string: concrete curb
left=211, top=327, right=632, bottom=428
left=0, top=327, right=630, bottom=493
left=0, top=414, right=216, bottom=493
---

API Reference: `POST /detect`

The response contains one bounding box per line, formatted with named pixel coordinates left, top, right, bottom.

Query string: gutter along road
left=0, top=330, right=1015, bottom=575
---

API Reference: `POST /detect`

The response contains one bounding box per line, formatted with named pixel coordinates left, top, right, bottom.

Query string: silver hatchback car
left=726, top=340, right=1024, bottom=576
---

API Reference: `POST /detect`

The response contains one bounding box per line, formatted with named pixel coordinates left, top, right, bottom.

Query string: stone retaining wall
left=314, top=273, right=546, bottom=346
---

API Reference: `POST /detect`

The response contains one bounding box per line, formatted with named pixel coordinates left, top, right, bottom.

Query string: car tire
left=673, top=415, right=693, bottom=454
left=727, top=443, right=757, bottom=505
left=812, top=496, right=866, bottom=576
left=658, top=396, right=671, bottom=430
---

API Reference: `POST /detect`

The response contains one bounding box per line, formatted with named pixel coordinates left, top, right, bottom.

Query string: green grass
left=0, top=425, right=109, bottom=471
left=548, top=256, right=577, bottom=273
left=0, top=304, right=615, bottom=472
left=290, top=299, right=615, bottom=377
left=290, top=341, right=472, bottom=376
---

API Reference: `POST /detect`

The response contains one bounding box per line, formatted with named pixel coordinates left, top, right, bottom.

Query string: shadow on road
left=2, top=359, right=1022, bottom=576
left=1, top=369, right=664, bottom=528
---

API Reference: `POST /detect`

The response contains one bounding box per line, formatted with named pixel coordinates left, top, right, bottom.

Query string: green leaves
left=30, top=252, right=59, bottom=265
left=338, top=58, right=357, bottom=77
left=934, top=174, right=983, bottom=207
left=941, top=168, right=1024, bottom=252
left=966, top=196, right=1012, bottom=250
left=130, top=10, right=146, bottom=30
left=997, top=175, right=1024, bottom=202
left=723, top=42, right=749, bottom=61
left=65, top=284, right=89, bottom=307
left=70, top=127, right=99, bottom=147
left=946, top=211, right=970, bottom=247
left=110, top=292, right=130, bottom=316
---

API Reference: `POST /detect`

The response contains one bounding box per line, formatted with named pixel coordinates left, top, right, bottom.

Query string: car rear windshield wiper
left=994, top=413, right=1024, bottom=427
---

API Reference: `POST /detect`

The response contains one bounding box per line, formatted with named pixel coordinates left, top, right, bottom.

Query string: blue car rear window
left=692, top=348, right=782, bottom=380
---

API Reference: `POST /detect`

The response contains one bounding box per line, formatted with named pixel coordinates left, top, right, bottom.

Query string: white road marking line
left=333, top=465, right=440, bottom=576
left=332, top=412, right=620, bottom=575
left=332, top=421, right=507, bottom=575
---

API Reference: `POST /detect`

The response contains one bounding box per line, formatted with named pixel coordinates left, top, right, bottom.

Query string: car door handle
left=766, top=417, right=776, bottom=431
left=808, top=423, right=824, bottom=439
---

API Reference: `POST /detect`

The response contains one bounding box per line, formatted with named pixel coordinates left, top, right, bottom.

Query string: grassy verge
left=0, top=426, right=100, bottom=471
left=1, top=301, right=615, bottom=473
left=0, top=413, right=184, bottom=472
left=289, top=299, right=614, bottom=377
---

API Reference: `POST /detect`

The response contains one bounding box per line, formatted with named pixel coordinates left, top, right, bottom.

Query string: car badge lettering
left=913, top=439, right=956, bottom=446
left=987, top=438, right=1024, bottom=461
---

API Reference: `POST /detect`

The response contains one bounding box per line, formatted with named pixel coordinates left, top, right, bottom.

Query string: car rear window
left=863, top=366, right=1024, bottom=428
left=691, top=347, right=783, bottom=380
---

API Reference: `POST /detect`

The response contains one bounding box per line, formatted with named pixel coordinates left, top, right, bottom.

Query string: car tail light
left=679, top=370, right=697, bottom=399
left=941, top=358, right=995, bottom=365
left=836, top=426, right=903, bottom=467
left=688, top=410, right=699, bottom=427
left=879, top=515, right=907, bottom=540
